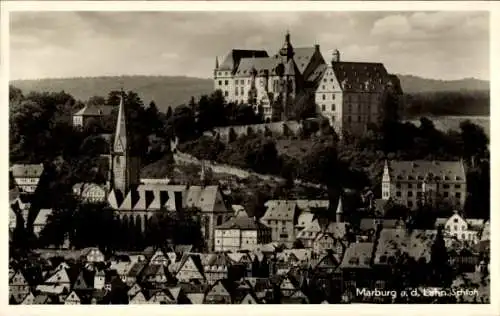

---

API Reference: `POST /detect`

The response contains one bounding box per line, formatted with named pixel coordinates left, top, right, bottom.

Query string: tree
left=168, top=105, right=197, bottom=142
left=166, top=106, right=173, bottom=120
left=460, top=120, right=488, bottom=167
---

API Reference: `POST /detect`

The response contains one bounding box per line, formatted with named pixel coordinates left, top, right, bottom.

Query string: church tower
left=110, top=92, right=140, bottom=195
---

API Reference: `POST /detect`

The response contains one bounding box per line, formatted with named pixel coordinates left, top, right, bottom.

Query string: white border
left=1, top=1, right=499, bottom=315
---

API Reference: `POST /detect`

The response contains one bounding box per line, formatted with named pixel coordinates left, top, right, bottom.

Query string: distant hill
left=10, top=74, right=489, bottom=113
left=397, top=75, right=489, bottom=94
left=10, top=76, right=214, bottom=112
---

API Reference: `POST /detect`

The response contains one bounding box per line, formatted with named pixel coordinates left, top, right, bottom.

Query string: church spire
left=113, top=91, right=127, bottom=153
left=215, top=56, right=219, bottom=69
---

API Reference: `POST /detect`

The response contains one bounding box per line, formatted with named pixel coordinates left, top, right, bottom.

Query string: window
left=224, top=91, right=228, bottom=97
left=218, top=80, right=222, bottom=85
left=331, top=115, right=335, bottom=122
left=396, top=191, right=401, bottom=197
left=408, top=183, right=413, bottom=189
left=396, top=183, right=401, bottom=189
left=454, top=218, right=458, bottom=223
left=443, top=184, right=450, bottom=189
left=444, top=192, right=449, bottom=197
left=235, top=90, right=239, bottom=96
left=224, top=80, right=228, bottom=86
left=358, top=116, right=361, bottom=122
left=322, top=94, right=326, bottom=100
left=407, top=201, right=413, bottom=208
left=348, top=104, right=352, bottom=112
left=455, top=184, right=461, bottom=189
left=462, top=225, right=466, bottom=230
left=282, top=221, right=286, bottom=225
left=416, top=192, right=422, bottom=197
left=454, top=225, right=457, bottom=231
left=322, top=105, right=326, bottom=111
left=455, top=192, right=461, bottom=198
left=347, top=116, right=351, bottom=122
left=332, top=94, right=336, bottom=100
left=408, top=191, right=413, bottom=197
left=322, top=85, right=326, bottom=90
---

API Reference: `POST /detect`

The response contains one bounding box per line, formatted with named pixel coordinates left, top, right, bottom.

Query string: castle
left=213, top=32, right=403, bottom=135
left=106, top=95, right=233, bottom=251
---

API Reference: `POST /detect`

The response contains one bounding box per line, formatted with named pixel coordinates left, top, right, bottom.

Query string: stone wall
left=203, top=120, right=303, bottom=142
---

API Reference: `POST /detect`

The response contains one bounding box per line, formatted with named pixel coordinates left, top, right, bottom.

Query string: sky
left=9, top=10, right=490, bottom=81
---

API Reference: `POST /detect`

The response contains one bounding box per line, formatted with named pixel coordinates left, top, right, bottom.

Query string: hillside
left=10, top=76, right=214, bottom=112
left=397, top=75, right=489, bottom=94
left=10, top=74, right=489, bottom=113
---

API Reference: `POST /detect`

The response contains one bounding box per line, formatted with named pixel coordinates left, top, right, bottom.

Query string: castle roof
left=291, top=46, right=317, bottom=74
left=330, top=61, right=389, bottom=93
left=218, top=49, right=269, bottom=73
left=387, top=160, right=466, bottom=182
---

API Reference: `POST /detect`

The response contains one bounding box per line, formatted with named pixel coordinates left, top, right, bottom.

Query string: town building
left=10, top=163, right=44, bottom=193
left=73, top=183, right=107, bottom=203
left=437, top=213, right=484, bottom=245
left=214, top=213, right=272, bottom=252
left=381, top=160, right=467, bottom=210
left=72, top=104, right=114, bottom=128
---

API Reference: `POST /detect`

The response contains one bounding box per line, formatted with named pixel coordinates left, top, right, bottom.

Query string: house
left=480, top=220, right=490, bottom=241
left=186, top=293, right=205, bottom=304
left=141, top=264, right=170, bottom=284
left=382, top=160, right=467, bottom=210
left=80, top=247, right=105, bottom=263
left=72, top=103, right=114, bottom=128
left=126, top=262, right=146, bottom=286
left=33, top=209, right=53, bottom=237
left=239, top=291, right=260, bottom=304
left=148, top=289, right=176, bottom=304
left=129, top=291, right=148, bottom=304
left=148, top=248, right=170, bottom=266
left=313, top=232, right=345, bottom=256
left=9, top=271, right=32, bottom=303
left=442, top=213, right=483, bottom=245
left=64, top=290, right=82, bottom=304
left=449, top=248, right=480, bottom=273
left=260, top=200, right=299, bottom=247
left=175, top=253, right=205, bottom=283
left=33, top=294, right=55, bottom=304
left=20, top=292, right=35, bottom=305
left=281, top=289, right=309, bottom=304
left=314, top=51, right=401, bottom=135
left=72, top=183, right=107, bottom=203
left=203, top=253, right=231, bottom=284
left=72, top=269, right=94, bottom=291
left=204, top=279, right=233, bottom=304
left=94, top=269, right=106, bottom=290
left=214, top=214, right=272, bottom=252
left=10, top=163, right=44, bottom=193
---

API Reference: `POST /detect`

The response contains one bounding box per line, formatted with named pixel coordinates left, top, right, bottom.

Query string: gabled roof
left=10, top=163, right=44, bottom=178
left=33, top=209, right=52, bottom=227
left=74, top=105, right=113, bottom=117
left=340, top=242, right=375, bottom=269
left=234, top=56, right=282, bottom=77
left=387, top=160, right=466, bottom=182
left=186, top=293, right=205, bottom=304
left=293, top=46, right=317, bottom=74
left=261, top=200, right=297, bottom=221
left=216, top=215, right=270, bottom=231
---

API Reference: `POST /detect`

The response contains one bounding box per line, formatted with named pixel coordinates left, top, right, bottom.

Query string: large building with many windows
left=381, top=160, right=467, bottom=210
left=213, top=32, right=403, bottom=135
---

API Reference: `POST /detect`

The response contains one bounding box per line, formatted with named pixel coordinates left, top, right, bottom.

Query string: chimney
left=314, top=44, right=320, bottom=52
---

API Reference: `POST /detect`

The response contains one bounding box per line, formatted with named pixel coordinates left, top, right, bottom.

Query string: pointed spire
left=215, top=56, right=219, bottom=69
left=114, top=91, right=127, bottom=153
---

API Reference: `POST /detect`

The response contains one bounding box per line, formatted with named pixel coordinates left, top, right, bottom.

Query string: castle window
left=347, top=116, right=351, bottom=123
left=224, top=91, right=228, bottom=97
left=444, top=192, right=449, bottom=197
left=358, top=116, right=361, bottom=122
left=407, top=201, right=413, bottom=208
left=396, top=191, right=401, bottom=197
left=455, top=184, right=461, bottom=189
left=218, top=80, right=222, bottom=85
left=332, top=94, right=335, bottom=100
left=348, top=104, right=352, bottom=112
left=455, top=192, right=461, bottom=198
left=331, top=115, right=335, bottom=122
left=330, top=79, right=334, bottom=82
left=331, top=104, right=335, bottom=111
left=224, top=80, right=228, bottom=86
left=322, top=105, right=326, bottom=111
left=408, top=183, right=413, bottom=189
left=322, top=94, right=326, bottom=100
left=408, top=191, right=413, bottom=197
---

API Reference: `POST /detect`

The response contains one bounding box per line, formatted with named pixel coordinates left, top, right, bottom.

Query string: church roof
left=113, top=95, right=128, bottom=152
left=292, top=47, right=318, bottom=74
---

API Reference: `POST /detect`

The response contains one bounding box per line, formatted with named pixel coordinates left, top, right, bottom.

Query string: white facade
left=444, top=214, right=483, bottom=245
left=315, top=66, right=343, bottom=131
left=72, top=115, right=84, bottom=127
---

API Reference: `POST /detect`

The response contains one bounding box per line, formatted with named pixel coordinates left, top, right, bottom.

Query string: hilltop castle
left=213, top=32, right=403, bottom=135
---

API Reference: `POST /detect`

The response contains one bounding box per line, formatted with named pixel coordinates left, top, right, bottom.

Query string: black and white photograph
left=4, top=1, right=496, bottom=308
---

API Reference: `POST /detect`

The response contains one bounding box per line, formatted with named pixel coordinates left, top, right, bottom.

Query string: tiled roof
left=261, top=200, right=297, bottom=221
left=307, top=63, right=327, bottom=84
left=206, top=253, right=232, bottom=267
left=374, top=228, right=436, bottom=265
left=235, top=56, right=282, bottom=77
left=295, top=200, right=329, bottom=212
left=10, top=163, right=44, bottom=178
left=292, top=47, right=317, bottom=74
left=387, top=160, right=466, bottom=182
left=216, top=215, right=270, bottom=231
left=218, top=49, right=269, bottom=72
left=74, top=105, right=113, bottom=117
left=331, top=61, right=389, bottom=93
left=33, top=209, right=53, bottom=226
left=339, top=242, right=375, bottom=269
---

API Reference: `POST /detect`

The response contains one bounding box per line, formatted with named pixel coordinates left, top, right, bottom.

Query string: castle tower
left=279, top=31, right=295, bottom=121
left=110, top=92, right=140, bottom=195
left=332, top=49, right=340, bottom=63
